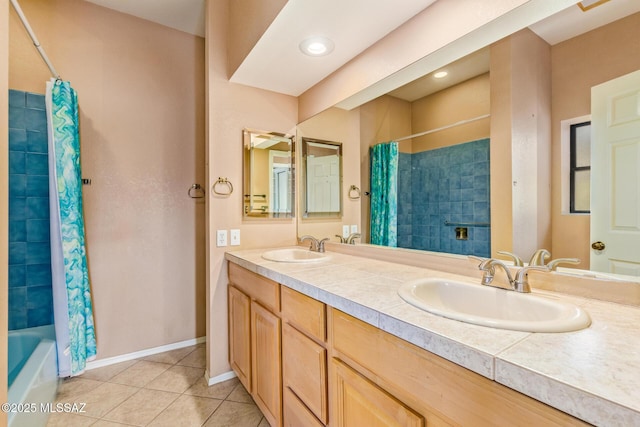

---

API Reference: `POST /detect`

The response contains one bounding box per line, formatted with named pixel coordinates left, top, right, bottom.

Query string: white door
left=591, top=70, right=640, bottom=276
left=306, top=155, right=340, bottom=213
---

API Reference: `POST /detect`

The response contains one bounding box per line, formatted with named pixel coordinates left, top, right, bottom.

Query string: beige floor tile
left=80, top=360, right=137, bottom=382
left=109, top=360, right=172, bottom=387
left=177, top=346, right=206, bottom=368
left=102, top=388, right=180, bottom=426
left=203, top=400, right=263, bottom=427
left=148, top=394, right=223, bottom=426
left=46, top=412, right=97, bottom=426
left=78, top=382, right=140, bottom=418
left=185, top=377, right=239, bottom=400
left=91, top=420, right=137, bottom=426
left=55, top=377, right=104, bottom=402
left=145, top=365, right=205, bottom=393
left=143, top=346, right=198, bottom=365
left=226, top=382, right=253, bottom=404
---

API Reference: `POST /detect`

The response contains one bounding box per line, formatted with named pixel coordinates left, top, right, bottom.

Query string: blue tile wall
left=8, top=89, right=53, bottom=330
left=397, top=139, right=491, bottom=258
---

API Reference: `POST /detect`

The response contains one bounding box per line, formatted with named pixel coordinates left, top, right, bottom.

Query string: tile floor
left=46, top=344, right=270, bottom=426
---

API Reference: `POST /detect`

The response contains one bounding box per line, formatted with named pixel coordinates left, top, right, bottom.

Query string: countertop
left=225, top=247, right=640, bottom=426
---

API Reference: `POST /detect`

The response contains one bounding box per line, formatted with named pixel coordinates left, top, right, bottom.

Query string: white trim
left=560, top=114, right=591, bottom=215
left=205, top=369, right=237, bottom=386
left=85, top=336, right=206, bottom=371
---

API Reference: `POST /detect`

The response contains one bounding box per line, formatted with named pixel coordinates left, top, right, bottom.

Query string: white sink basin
left=398, top=278, right=591, bottom=333
left=262, top=248, right=330, bottom=263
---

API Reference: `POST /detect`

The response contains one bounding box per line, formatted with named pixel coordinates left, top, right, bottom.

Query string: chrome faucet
left=496, top=250, right=524, bottom=266
left=471, top=256, right=549, bottom=293
left=528, top=249, right=551, bottom=266
left=299, top=235, right=329, bottom=253
left=335, top=235, right=346, bottom=243
left=346, top=232, right=361, bottom=244
left=477, top=258, right=515, bottom=288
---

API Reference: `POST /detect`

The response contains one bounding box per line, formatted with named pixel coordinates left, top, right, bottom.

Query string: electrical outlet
left=216, top=230, right=228, bottom=247
left=230, top=229, right=240, bottom=246
left=350, top=224, right=358, bottom=233
left=342, top=225, right=350, bottom=238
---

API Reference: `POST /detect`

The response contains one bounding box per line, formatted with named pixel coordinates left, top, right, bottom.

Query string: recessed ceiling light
left=434, top=71, right=448, bottom=79
left=299, top=36, right=335, bottom=57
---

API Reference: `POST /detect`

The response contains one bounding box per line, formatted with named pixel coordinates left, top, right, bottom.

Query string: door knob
left=591, top=241, right=606, bottom=251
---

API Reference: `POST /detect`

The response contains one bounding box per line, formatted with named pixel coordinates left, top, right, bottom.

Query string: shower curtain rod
left=10, top=0, right=61, bottom=80
left=380, top=113, right=491, bottom=143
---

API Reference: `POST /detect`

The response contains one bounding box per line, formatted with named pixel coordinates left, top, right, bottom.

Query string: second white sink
left=398, top=278, right=591, bottom=333
left=262, top=248, right=330, bottom=263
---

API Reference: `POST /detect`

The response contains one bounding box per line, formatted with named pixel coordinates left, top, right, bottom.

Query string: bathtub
left=7, top=325, right=58, bottom=427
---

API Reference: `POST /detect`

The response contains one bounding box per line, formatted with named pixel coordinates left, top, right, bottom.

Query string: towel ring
left=348, top=185, right=361, bottom=200
left=188, top=183, right=205, bottom=199
left=212, top=177, right=233, bottom=196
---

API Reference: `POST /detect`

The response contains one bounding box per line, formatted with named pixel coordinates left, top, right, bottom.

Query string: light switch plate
left=350, top=224, right=358, bottom=233
left=342, top=225, right=350, bottom=238
left=216, top=230, right=228, bottom=247
left=230, top=229, right=240, bottom=246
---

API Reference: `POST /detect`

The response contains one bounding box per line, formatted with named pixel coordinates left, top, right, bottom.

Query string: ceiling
left=86, top=0, right=640, bottom=99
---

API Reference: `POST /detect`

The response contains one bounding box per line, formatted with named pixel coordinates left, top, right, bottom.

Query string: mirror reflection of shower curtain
left=46, top=78, right=97, bottom=377
left=369, top=141, right=398, bottom=246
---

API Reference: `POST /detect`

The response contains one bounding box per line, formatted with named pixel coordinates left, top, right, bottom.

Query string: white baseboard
left=206, top=369, right=237, bottom=386
left=86, top=336, right=206, bottom=371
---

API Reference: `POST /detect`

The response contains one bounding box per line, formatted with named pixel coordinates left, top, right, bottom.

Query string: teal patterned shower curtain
left=46, top=78, right=97, bottom=377
left=369, top=141, right=398, bottom=246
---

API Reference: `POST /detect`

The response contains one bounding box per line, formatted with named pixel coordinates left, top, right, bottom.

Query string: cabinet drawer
left=283, top=387, right=325, bottom=427
left=282, top=323, right=328, bottom=424
left=229, top=262, right=280, bottom=312
left=281, top=286, right=326, bottom=342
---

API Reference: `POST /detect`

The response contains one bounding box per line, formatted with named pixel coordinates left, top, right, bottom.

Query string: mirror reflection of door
left=591, top=70, right=640, bottom=276
left=269, top=150, right=292, bottom=213
left=302, top=138, right=343, bottom=218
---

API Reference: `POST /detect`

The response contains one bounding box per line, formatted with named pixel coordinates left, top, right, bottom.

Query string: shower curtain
left=369, top=141, right=399, bottom=247
left=46, top=78, right=97, bottom=377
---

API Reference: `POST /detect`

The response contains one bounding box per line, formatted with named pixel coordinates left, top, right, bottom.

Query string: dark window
left=570, top=121, right=591, bottom=213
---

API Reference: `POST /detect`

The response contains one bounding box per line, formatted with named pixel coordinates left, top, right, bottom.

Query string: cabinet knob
left=591, top=241, right=606, bottom=251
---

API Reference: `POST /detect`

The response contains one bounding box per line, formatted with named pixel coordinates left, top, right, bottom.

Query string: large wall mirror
left=301, top=138, right=343, bottom=218
left=296, top=3, right=640, bottom=278
left=243, top=128, right=295, bottom=218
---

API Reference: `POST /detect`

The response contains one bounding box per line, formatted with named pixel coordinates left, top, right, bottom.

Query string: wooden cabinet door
left=282, top=323, right=327, bottom=423
left=252, top=301, right=282, bottom=427
left=228, top=285, right=251, bottom=392
left=332, top=359, right=424, bottom=427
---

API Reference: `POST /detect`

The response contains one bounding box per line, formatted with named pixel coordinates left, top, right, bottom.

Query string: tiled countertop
left=226, top=247, right=640, bottom=427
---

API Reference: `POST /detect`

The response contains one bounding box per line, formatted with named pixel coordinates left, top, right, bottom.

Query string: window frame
left=569, top=121, right=591, bottom=214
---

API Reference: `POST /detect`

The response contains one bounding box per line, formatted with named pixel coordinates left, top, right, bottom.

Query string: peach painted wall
left=206, top=0, right=298, bottom=379
left=550, top=12, right=640, bottom=268
left=411, top=73, right=490, bottom=153
left=9, top=0, right=206, bottom=359
left=297, top=107, right=361, bottom=241
left=489, top=29, right=552, bottom=261
left=1, top=0, right=9, bottom=419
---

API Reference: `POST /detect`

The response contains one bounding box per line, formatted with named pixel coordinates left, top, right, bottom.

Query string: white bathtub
left=7, top=325, right=58, bottom=427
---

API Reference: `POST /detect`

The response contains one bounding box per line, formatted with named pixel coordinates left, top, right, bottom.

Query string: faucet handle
left=299, top=235, right=319, bottom=251
left=317, top=237, right=330, bottom=253
left=514, top=265, right=550, bottom=293
left=335, top=235, right=346, bottom=243
left=547, top=258, right=581, bottom=271
left=496, top=251, right=524, bottom=266
left=468, top=255, right=487, bottom=266
left=528, top=249, right=551, bottom=266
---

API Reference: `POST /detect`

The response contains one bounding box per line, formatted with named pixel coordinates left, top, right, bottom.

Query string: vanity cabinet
left=329, top=308, right=588, bottom=427
left=228, top=263, right=282, bottom=427
left=281, top=286, right=329, bottom=426
left=228, top=262, right=589, bottom=427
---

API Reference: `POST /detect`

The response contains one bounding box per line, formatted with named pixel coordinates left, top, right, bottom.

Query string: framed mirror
left=301, top=137, right=343, bottom=218
left=243, top=128, right=295, bottom=218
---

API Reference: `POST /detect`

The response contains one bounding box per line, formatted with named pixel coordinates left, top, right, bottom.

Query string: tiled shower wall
left=8, top=89, right=53, bottom=330
left=397, top=138, right=491, bottom=257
